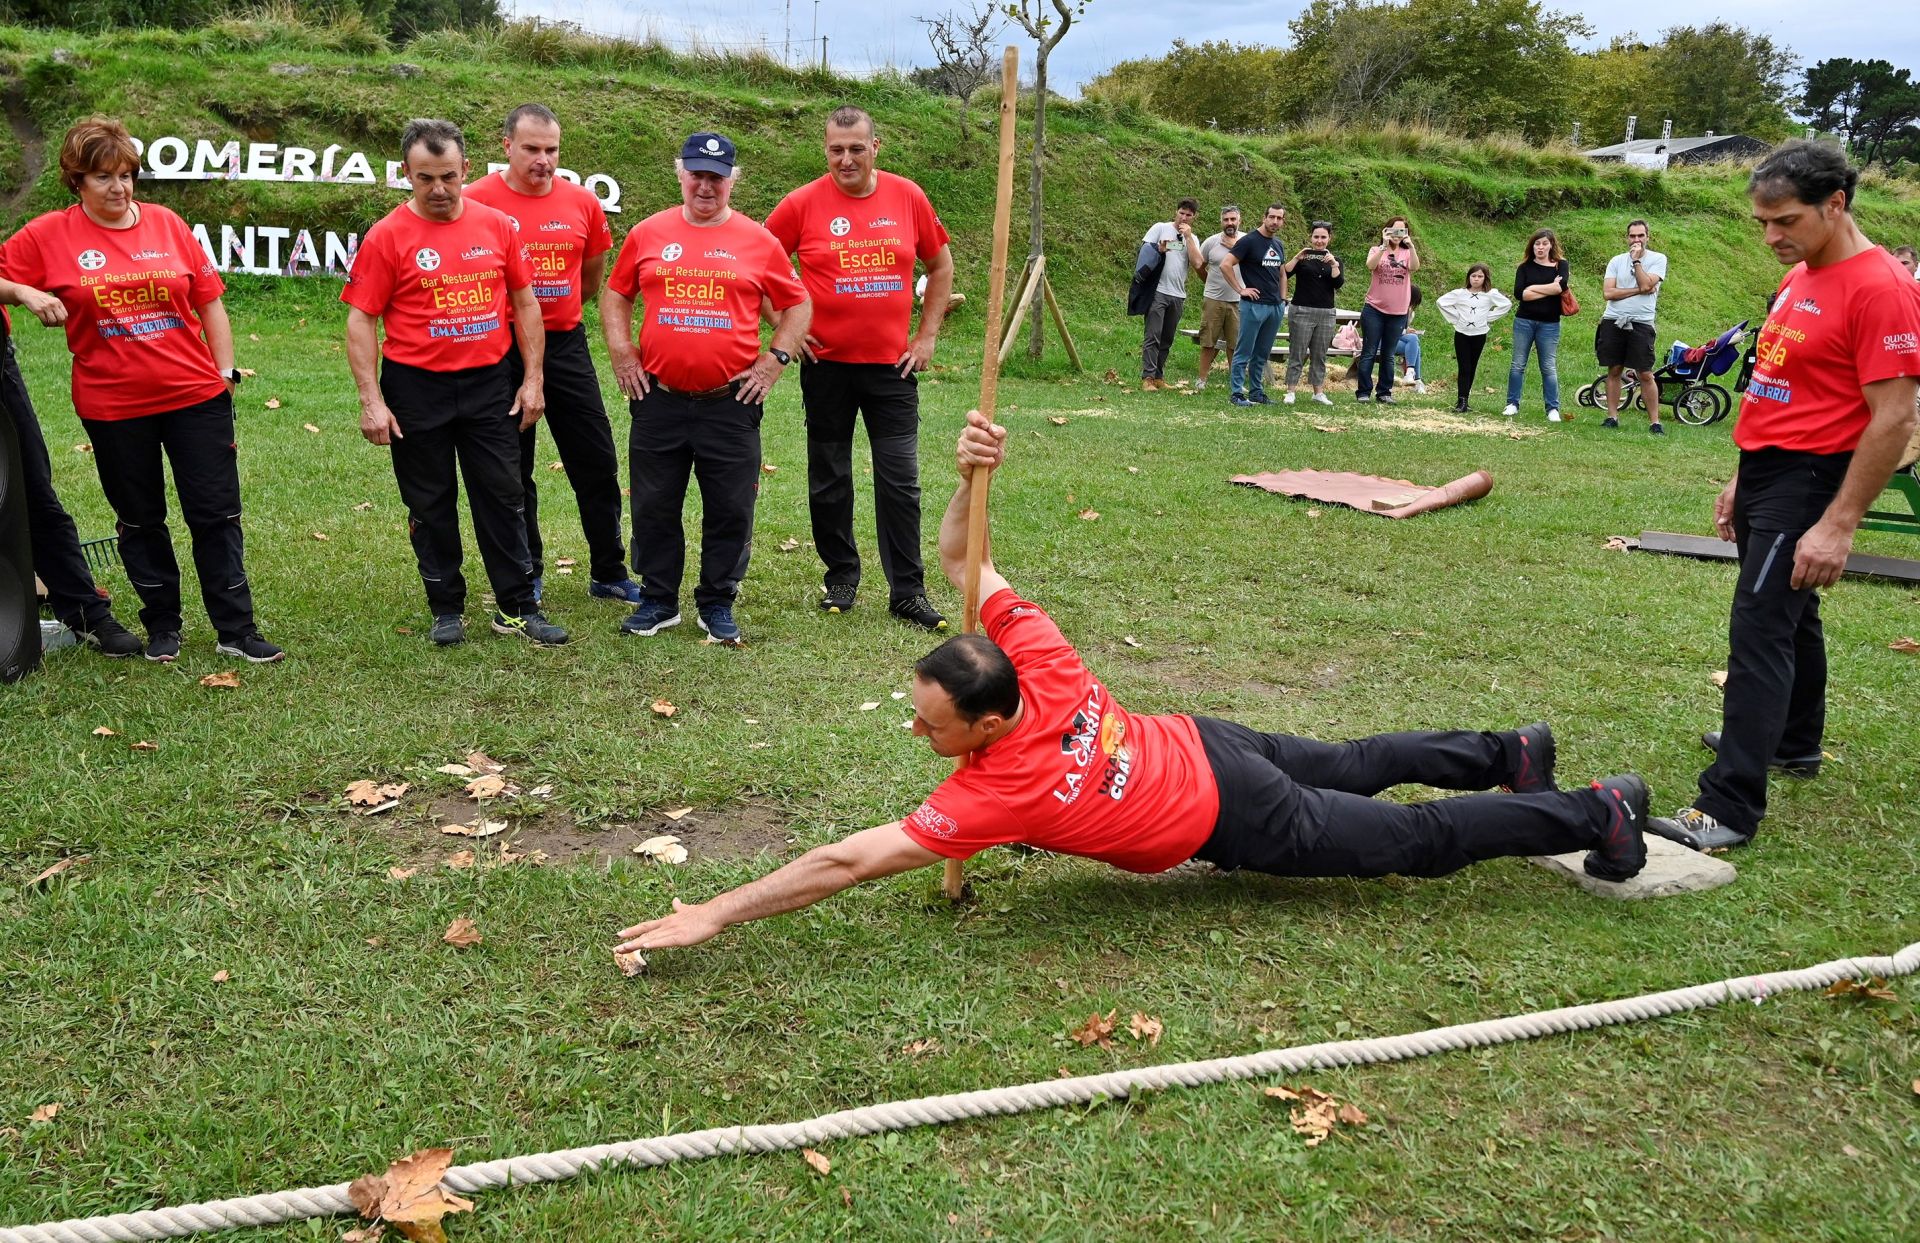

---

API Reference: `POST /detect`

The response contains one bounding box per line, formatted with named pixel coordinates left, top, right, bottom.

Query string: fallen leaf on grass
left=1123, top=635, right=1142, bottom=649
left=235, top=367, right=256, bottom=378
left=30, top=1103, right=59, bottom=1123
left=901, top=1037, right=942, bottom=1057
left=1305, top=508, right=1322, bottom=519
left=1312, top=424, right=1344, bottom=434
left=1603, top=536, right=1634, bottom=551
left=1263, top=1084, right=1366, bottom=1147
left=1128, top=1012, right=1163, bottom=1047
left=1823, top=977, right=1898, bottom=1002
left=1337, top=1103, right=1369, bottom=1126
left=248, top=333, right=261, bottom=341
left=443, top=851, right=475, bottom=870
left=91, top=726, right=117, bottom=736
left=1048, top=416, right=1068, bottom=426
left=464, top=774, right=508, bottom=800
left=435, top=763, right=475, bottom=777
left=1127, top=466, right=1139, bottom=474
left=365, top=937, right=384, bottom=948
left=347, top=1147, right=475, bottom=1243
left=778, top=537, right=801, bottom=552
left=527, top=784, right=554, bottom=798
left=1890, top=637, right=1920, bottom=654
left=1710, top=670, right=1729, bottom=688
left=311, top=531, right=330, bottom=542
left=340, top=1225, right=386, bottom=1242
left=1103, top=368, right=1119, bottom=383
left=761, top=461, right=778, bottom=474
left=1912, top=1078, right=1919, bottom=1096
left=265, top=397, right=282, bottom=410
left=130, top=740, right=159, bottom=751
left=841, top=1187, right=852, bottom=1208
left=650, top=699, right=677, bottom=718
left=664, top=807, right=693, bottom=821
left=552, top=558, right=577, bottom=571
left=465, top=751, right=504, bottom=774
left=28, top=856, right=90, bottom=886
left=303, top=422, right=321, bottom=434
left=546, top=461, right=565, bottom=472
left=345, top=779, right=409, bottom=813
left=441, top=918, right=482, bottom=948
left=199, top=670, right=241, bottom=689
left=211, top=969, right=230, bottom=984
left=1078, top=508, right=1100, bottom=522
left=802, top=1148, right=831, bottom=1176
left=73, top=442, right=92, bottom=453
left=1070, top=1010, right=1117, bottom=1049
left=634, top=834, right=689, bottom=865
left=440, top=819, right=507, bottom=839
left=613, top=948, right=648, bottom=977
left=859, top=701, right=880, bottom=711
left=388, top=866, right=419, bottom=880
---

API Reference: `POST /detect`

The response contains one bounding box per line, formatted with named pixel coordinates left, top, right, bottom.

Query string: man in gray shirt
left=1193, top=205, right=1242, bottom=391
left=1597, top=219, right=1669, bottom=432
left=1140, top=197, right=1205, bottom=391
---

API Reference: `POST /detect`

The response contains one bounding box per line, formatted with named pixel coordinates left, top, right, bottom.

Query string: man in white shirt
left=1597, top=219, right=1669, bottom=433
left=1139, top=198, right=1205, bottom=391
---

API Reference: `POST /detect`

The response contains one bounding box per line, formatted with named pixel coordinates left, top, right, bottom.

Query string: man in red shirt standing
left=600, top=132, right=811, bottom=646
left=614, top=413, right=1653, bottom=955
left=765, top=105, right=955, bottom=632
left=1657, top=142, right=1920, bottom=850
left=343, top=118, right=565, bottom=647
left=465, top=104, right=640, bottom=608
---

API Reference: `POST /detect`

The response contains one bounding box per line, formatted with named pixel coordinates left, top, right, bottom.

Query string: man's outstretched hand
left=614, top=898, right=726, bottom=952
left=958, top=408, right=1007, bottom=475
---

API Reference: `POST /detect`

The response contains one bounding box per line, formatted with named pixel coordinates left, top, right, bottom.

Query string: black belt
left=650, top=376, right=737, bottom=402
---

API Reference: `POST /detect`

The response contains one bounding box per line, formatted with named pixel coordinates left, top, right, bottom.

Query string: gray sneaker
left=429, top=614, right=466, bottom=646
left=491, top=610, right=569, bottom=646
left=1648, top=806, right=1752, bottom=851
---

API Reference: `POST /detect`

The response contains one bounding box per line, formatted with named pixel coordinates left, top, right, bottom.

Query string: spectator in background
left=1437, top=264, right=1512, bottom=414
left=1893, top=244, right=1918, bottom=279
left=1139, top=198, right=1204, bottom=391
left=1220, top=202, right=1288, bottom=406
left=1194, top=205, right=1242, bottom=391
left=1282, top=220, right=1342, bottom=406
left=1597, top=219, right=1669, bottom=434
left=1392, top=285, right=1427, bottom=395
left=1355, top=215, right=1419, bottom=404
left=1505, top=228, right=1570, bottom=422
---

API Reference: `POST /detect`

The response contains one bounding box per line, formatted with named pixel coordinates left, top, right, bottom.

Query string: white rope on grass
left=7, top=940, right=1916, bottom=1243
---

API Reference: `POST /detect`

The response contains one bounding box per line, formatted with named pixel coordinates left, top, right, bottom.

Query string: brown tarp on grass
left=1231, top=469, right=1495, bottom=518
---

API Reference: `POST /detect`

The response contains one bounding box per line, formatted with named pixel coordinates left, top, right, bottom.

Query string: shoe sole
left=215, top=642, right=286, bottom=663
left=696, top=615, right=742, bottom=644
left=145, top=650, right=178, bottom=664
left=620, top=613, right=681, bottom=637
left=431, top=633, right=465, bottom=647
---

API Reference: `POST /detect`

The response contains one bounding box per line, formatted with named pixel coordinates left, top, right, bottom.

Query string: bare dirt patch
left=378, top=796, right=797, bottom=869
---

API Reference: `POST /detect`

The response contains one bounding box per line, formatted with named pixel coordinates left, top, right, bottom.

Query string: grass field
left=4, top=264, right=1918, bottom=1239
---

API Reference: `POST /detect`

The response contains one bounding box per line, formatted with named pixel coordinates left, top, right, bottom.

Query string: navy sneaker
left=215, top=632, right=286, bottom=663
left=491, top=610, right=569, bottom=646
left=1601, top=416, right=1620, bottom=428
left=619, top=599, right=681, bottom=637
left=1503, top=722, right=1558, bottom=794
left=1230, top=395, right=1255, bottom=407
left=1700, top=730, right=1821, bottom=779
left=697, top=604, right=742, bottom=644
left=1249, top=392, right=1272, bottom=405
left=429, top=614, right=466, bottom=646
left=1649, top=421, right=1666, bottom=435
left=77, top=614, right=142, bottom=658
left=1584, top=774, right=1650, bottom=881
left=145, top=631, right=182, bottom=663
left=589, top=578, right=644, bottom=604
left=820, top=582, right=857, bottom=613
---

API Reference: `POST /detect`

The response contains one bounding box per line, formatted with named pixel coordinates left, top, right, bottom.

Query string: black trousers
left=628, top=385, right=760, bottom=610
left=1141, top=292, right=1185, bottom=379
left=508, top=325, right=628, bottom=583
left=81, top=392, right=257, bottom=640
left=800, top=360, right=927, bottom=601
left=1453, top=332, right=1488, bottom=406
left=1694, top=447, right=1849, bottom=836
left=3, top=340, right=109, bottom=631
left=380, top=356, right=537, bottom=618
left=1190, top=717, right=1605, bottom=878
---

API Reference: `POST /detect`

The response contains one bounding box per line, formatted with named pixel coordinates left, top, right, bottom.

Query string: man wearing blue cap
left=600, top=132, right=811, bottom=645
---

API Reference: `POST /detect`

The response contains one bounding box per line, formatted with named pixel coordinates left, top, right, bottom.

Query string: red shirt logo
left=77, top=249, right=106, bottom=271
left=414, top=247, right=441, bottom=271
left=909, top=803, right=959, bottom=838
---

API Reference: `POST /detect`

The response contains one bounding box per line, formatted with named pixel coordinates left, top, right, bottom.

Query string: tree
left=919, top=5, right=1005, bottom=141
left=1654, top=23, right=1797, bottom=138
left=1004, top=0, right=1084, bottom=360
left=1570, top=37, right=1663, bottom=146
left=1803, top=59, right=1920, bottom=168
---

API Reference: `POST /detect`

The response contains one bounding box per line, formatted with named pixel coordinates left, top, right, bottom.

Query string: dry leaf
left=465, top=751, right=504, bottom=774
left=1128, top=1012, right=1163, bottom=1047
left=546, top=461, right=565, bottom=471
left=365, top=937, right=385, bottom=948
left=901, top=1037, right=942, bottom=1057
left=613, top=948, right=648, bottom=977
left=211, top=969, right=230, bottom=984
left=345, top=779, right=409, bottom=813
left=435, top=763, right=474, bottom=777
left=650, top=699, right=677, bottom=718
left=778, top=537, right=801, bottom=552
left=444, top=851, right=475, bottom=870
left=1824, top=976, right=1898, bottom=1002
left=28, top=855, right=90, bottom=886
left=442, top=918, right=482, bottom=949
left=340, top=1226, right=386, bottom=1243
left=1711, top=670, right=1729, bottom=688
left=1305, top=508, right=1322, bottom=519
left=802, top=1148, right=831, bottom=1176
left=1890, top=637, right=1920, bottom=654
left=311, top=531, right=330, bottom=542
left=349, top=1148, right=474, bottom=1243
left=1123, top=635, right=1142, bottom=648
left=464, top=774, right=507, bottom=800
left=1070, top=1010, right=1117, bottom=1048
left=1337, top=1103, right=1368, bottom=1126
left=303, top=422, right=321, bottom=434
left=1312, top=424, right=1344, bottom=434
left=1126, top=465, right=1140, bottom=474
left=265, top=397, right=282, bottom=409
left=130, top=740, right=159, bottom=751
left=29, top=1103, right=59, bottom=1123
left=664, top=807, right=694, bottom=821
left=388, top=866, right=419, bottom=880
left=1603, top=535, right=1633, bottom=551
left=859, top=701, right=880, bottom=711
left=199, top=670, right=241, bottom=689
left=527, top=784, right=554, bottom=798
left=1263, top=1086, right=1303, bottom=1102
left=841, top=1187, right=852, bottom=1209
left=1912, top=1078, right=1919, bottom=1097
left=236, top=367, right=257, bottom=378
left=248, top=332, right=261, bottom=341
left=634, top=835, right=689, bottom=865
left=762, top=462, right=778, bottom=474
left=440, top=819, right=507, bottom=839
left=554, top=557, right=577, bottom=568
left=91, top=725, right=117, bottom=736
left=891, top=691, right=907, bottom=699
left=1103, top=368, right=1120, bottom=383
left=72, top=442, right=92, bottom=453
left=1048, top=416, right=1068, bottom=426
left=1078, top=508, right=1100, bottom=521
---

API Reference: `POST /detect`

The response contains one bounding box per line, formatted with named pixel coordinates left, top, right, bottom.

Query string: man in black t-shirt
left=1220, top=203, right=1288, bottom=406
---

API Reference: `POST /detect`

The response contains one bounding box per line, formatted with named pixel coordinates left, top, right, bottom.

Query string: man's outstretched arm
left=613, top=823, right=943, bottom=952
left=938, top=408, right=1013, bottom=600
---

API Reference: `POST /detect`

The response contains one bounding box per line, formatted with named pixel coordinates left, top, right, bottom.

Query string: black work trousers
left=380, top=356, right=537, bottom=618
left=800, top=360, right=927, bottom=602
left=3, top=340, right=109, bottom=632
left=1453, top=332, right=1489, bottom=406
left=81, top=392, right=257, bottom=640
left=1694, top=447, right=1849, bottom=837
left=1190, top=717, right=1605, bottom=878
left=508, top=325, right=629, bottom=583
left=628, top=384, right=760, bottom=611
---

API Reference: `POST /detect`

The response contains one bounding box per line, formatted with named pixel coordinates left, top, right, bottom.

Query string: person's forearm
left=1817, top=394, right=1919, bottom=529
left=599, top=289, right=636, bottom=360
left=769, top=299, right=811, bottom=356
left=513, top=292, right=545, bottom=378
left=938, top=469, right=993, bottom=588
left=1367, top=246, right=1385, bottom=270
left=917, top=252, right=955, bottom=342
left=199, top=300, right=235, bottom=372
left=580, top=254, right=607, bottom=303
left=699, top=843, right=869, bottom=931
left=345, top=313, right=383, bottom=406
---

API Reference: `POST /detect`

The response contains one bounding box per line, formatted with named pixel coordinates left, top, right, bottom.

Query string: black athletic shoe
left=429, top=614, right=467, bottom=646
left=1584, top=774, right=1650, bottom=881
left=77, top=614, right=142, bottom=658
left=216, top=632, right=286, bottom=663
left=491, top=610, right=569, bottom=646
left=145, top=631, right=182, bottom=663
left=1648, top=805, right=1752, bottom=851
left=1700, top=730, right=1821, bottom=779
left=820, top=582, right=858, bottom=614
left=890, top=595, right=949, bottom=632
left=1601, top=416, right=1620, bottom=428
left=1451, top=401, right=1469, bottom=414
left=1649, top=421, right=1666, bottom=436
left=1504, top=722, right=1558, bottom=793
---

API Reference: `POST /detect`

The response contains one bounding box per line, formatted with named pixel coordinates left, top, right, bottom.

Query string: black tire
left=1707, top=384, right=1733, bottom=424
left=1576, top=381, right=1598, bottom=408
left=1674, top=386, right=1716, bottom=426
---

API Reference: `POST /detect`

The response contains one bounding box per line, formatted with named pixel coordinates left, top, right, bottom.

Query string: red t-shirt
left=340, top=200, right=532, bottom=371
left=763, top=171, right=950, bottom=364
left=0, top=202, right=226, bottom=421
left=899, top=591, right=1220, bottom=873
left=604, top=206, right=808, bottom=391
left=1737, top=246, right=1920, bottom=454
left=461, top=173, right=612, bottom=333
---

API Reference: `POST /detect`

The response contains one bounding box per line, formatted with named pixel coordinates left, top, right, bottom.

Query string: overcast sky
left=507, top=1, right=1916, bottom=95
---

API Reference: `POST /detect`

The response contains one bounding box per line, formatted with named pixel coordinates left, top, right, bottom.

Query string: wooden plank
left=995, top=255, right=1043, bottom=367
left=1040, top=274, right=1081, bottom=370
left=1634, top=530, right=1920, bottom=585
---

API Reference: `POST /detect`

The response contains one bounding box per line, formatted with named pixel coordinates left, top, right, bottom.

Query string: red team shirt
left=1737, top=246, right=1920, bottom=454
left=763, top=171, right=949, bottom=364
left=0, top=202, right=226, bottom=421
left=900, top=590, right=1221, bottom=873
left=461, top=173, right=612, bottom=332
left=340, top=200, right=532, bottom=371
left=606, top=207, right=807, bottom=392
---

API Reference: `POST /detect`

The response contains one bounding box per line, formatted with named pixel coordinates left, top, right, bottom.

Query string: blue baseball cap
left=680, top=132, right=737, bottom=175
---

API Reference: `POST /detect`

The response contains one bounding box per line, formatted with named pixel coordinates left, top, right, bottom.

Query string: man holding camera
left=1139, top=198, right=1205, bottom=391
left=1598, top=219, right=1668, bottom=433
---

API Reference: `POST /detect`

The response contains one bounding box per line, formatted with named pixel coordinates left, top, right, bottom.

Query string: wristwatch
left=768, top=347, right=792, bottom=367
left=223, top=367, right=244, bottom=385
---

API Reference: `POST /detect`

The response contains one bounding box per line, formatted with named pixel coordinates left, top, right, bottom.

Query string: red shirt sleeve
left=586, top=196, right=613, bottom=258
left=339, top=225, right=395, bottom=315
left=900, top=779, right=1022, bottom=860
left=757, top=227, right=807, bottom=311
left=1850, top=272, right=1920, bottom=386
left=911, top=184, right=949, bottom=261
left=763, top=191, right=801, bottom=253
left=606, top=228, right=642, bottom=301
left=981, top=588, right=1079, bottom=669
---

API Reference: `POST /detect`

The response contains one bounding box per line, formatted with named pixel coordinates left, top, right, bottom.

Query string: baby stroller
left=1576, top=320, right=1748, bottom=425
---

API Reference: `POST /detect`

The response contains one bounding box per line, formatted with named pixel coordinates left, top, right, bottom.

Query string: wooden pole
left=1041, top=274, right=1081, bottom=370
left=995, top=254, right=1044, bottom=366
left=944, top=44, right=1020, bottom=902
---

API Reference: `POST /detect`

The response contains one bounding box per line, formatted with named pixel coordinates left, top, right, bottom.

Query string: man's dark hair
left=1892, top=244, right=1917, bottom=261
left=401, top=117, right=465, bottom=161
left=1269, top=202, right=1287, bottom=215
left=1627, top=218, right=1649, bottom=233
left=1749, top=140, right=1857, bottom=210
left=914, top=633, right=1019, bottom=721
left=827, top=104, right=876, bottom=139
left=503, top=103, right=559, bottom=139
left=1176, top=197, right=1199, bottom=214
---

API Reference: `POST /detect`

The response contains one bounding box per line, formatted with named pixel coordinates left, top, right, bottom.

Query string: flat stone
left=1530, top=835, right=1737, bottom=899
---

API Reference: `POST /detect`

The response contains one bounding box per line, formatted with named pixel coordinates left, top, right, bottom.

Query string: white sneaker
left=1193, top=379, right=1207, bottom=391
left=1547, top=409, right=1563, bottom=422
left=1283, top=392, right=1296, bottom=404
left=1414, top=380, right=1427, bottom=395
left=1312, top=392, right=1334, bottom=406
left=1502, top=404, right=1519, bottom=418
